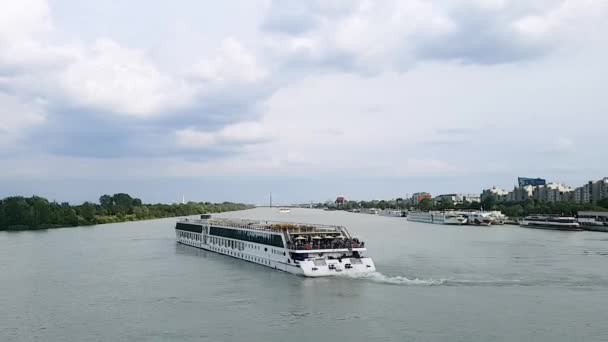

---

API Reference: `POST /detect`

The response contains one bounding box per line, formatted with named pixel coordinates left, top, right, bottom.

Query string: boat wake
left=343, top=272, right=446, bottom=286
left=343, top=272, right=525, bottom=287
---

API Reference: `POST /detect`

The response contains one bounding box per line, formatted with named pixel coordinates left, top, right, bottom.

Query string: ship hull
left=176, top=232, right=376, bottom=277
left=520, top=223, right=583, bottom=231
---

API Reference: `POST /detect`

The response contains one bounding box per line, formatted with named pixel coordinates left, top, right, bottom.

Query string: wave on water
left=343, top=272, right=525, bottom=287
left=343, top=272, right=446, bottom=285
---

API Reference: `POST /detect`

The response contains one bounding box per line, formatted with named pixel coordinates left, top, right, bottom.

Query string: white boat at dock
left=360, top=208, right=381, bottom=215
left=379, top=209, right=405, bottom=217
left=520, top=215, right=582, bottom=231
left=462, top=212, right=495, bottom=226
left=577, top=211, right=608, bottom=231
left=488, top=211, right=507, bottom=225
left=407, top=211, right=467, bottom=225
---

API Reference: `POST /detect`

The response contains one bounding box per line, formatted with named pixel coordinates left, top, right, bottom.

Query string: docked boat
left=488, top=211, right=507, bottom=225
left=407, top=211, right=434, bottom=223
left=278, top=208, right=291, bottom=213
left=442, top=212, right=468, bottom=225
left=360, top=208, right=381, bottom=215
left=463, top=212, right=494, bottom=226
left=175, top=215, right=375, bottom=277
left=407, top=211, right=467, bottom=225
left=379, top=209, right=405, bottom=217
left=577, top=211, right=608, bottom=228
left=520, top=215, right=582, bottom=231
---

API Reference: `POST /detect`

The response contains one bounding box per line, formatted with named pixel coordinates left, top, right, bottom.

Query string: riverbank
left=0, top=193, right=253, bottom=231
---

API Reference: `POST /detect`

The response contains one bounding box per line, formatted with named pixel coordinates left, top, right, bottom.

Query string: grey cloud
left=261, top=0, right=356, bottom=34
left=262, top=1, right=567, bottom=75
left=26, top=91, right=274, bottom=159
left=435, top=127, right=479, bottom=135
left=262, top=8, right=319, bottom=35
left=413, top=7, right=547, bottom=65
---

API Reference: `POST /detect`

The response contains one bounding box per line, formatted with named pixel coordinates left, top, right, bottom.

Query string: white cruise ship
left=175, top=215, right=376, bottom=277
left=407, top=211, right=467, bottom=225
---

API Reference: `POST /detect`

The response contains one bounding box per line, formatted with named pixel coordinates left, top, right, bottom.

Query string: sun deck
left=182, top=217, right=350, bottom=235
left=179, top=217, right=366, bottom=251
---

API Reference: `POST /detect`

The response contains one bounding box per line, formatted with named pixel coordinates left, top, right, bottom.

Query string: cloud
left=513, top=0, right=608, bottom=40
left=191, top=38, right=267, bottom=84
left=175, top=121, right=273, bottom=150
left=60, top=39, right=195, bottom=117
left=0, top=0, right=272, bottom=159
left=0, top=93, right=46, bottom=152
left=262, top=0, right=607, bottom=73
left=0, top=0, right=607, bottom=203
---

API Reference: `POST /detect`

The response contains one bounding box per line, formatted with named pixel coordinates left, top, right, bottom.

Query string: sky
left=0, top=0, right=607, bottom=205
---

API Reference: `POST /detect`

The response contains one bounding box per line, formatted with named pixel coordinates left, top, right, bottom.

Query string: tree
left=133, top=206, right=150, bottom=219
left=112, top=193, right=134, bottom=215
left=377, top=200, right=388, bottom=210
left=1, top=194, right=252, bottom=230
left=29, top=196, right=51, bottom=228
left=418, top=198, right=434, bottom=211
left=437, top=198, right=455, bottom=210
left=79, top=202, right=97, bottom=223
left=481, top=195, right=496, bottom=211
left=99, top=195, right=113, bottom=212
left=3, top=197, right=34, bottom=229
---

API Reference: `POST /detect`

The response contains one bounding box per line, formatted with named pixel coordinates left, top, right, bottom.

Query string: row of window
left=177, top=231, right=275, bottom=266
left=210, top=226, right=284, bottom=248
left=208, top=245, right=271, bottom=266
left=270, top=248, right=285, bottom=256
left=208, top=235, right=245, bottom=251
left=175, top=222, right=202, bottom=233
left=178, top=231, right=285, bottom=258
left=177, top=231, right=200, bottom=241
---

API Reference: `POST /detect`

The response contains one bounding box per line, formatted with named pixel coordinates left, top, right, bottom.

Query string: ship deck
left=183, top=217, right=351, bottom=236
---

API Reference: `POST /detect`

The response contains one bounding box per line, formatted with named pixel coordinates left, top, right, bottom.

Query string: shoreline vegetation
left=0, top=193, right=253, bottom=231
left=318, top=198, right=608, bottom=218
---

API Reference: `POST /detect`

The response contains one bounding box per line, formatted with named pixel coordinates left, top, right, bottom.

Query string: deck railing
left=180, top=218, right=348, bottom=235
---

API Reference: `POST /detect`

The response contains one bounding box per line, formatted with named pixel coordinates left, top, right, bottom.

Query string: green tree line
left=318, top=196, right=608, bottom=218
left=0, top=193, right=253, bottom=231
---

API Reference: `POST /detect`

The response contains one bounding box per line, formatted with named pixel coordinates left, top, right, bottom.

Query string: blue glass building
left=518, top=177, right=547, bottom=187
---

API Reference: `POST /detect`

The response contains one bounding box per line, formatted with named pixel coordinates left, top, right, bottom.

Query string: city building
left=480, top=177, right=606, bottom=205
left=506, top=185, right=535, bottom=202
left=481, top=187, right=508, bottom=203
left=573, top=182, right=592, bottom=204
left=533, top=183, right=573, bottom=203
left=411, top=192, right=432, bottom=204
left=335, top=195, right=347, bottom=205
left=434, top=194, right=460, bottom=205
left=591, top=178, right=608, bottom=203
left=518, top=177, right=547, bottom=187
left=462, top=194, right=481, bottom=203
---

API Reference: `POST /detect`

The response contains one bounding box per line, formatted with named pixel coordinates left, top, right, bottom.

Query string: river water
left=1, top=208, right=607, bottom=341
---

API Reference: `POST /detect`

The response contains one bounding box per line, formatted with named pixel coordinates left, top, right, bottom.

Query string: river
left=1, top=208, right=607, bottom=341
